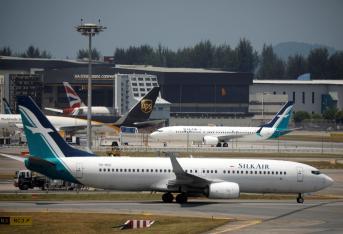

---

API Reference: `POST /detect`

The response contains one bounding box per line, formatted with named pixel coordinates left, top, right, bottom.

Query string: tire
left=162, top=193, right=174, bottom=203
left=297, top=197, right=304, bottom=203
left=20, top=183, right=29, bottom=190
left=175, top=193, right=188, bottom=204
left=223, top=143, right=228, bottom=147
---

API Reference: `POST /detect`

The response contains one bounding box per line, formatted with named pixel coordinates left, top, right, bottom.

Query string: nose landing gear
left=296, top=193, right=304, bottom=203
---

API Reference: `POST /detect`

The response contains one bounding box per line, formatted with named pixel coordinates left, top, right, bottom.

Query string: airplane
left=150, top=101, right=295, bottom=147
left=0, top=87, right=161, bottom=133
left=2, top=98, right=13, bottom=114
left=45, top=82, right=114, bottom=116
left=0, top=96, right=333, bottom=204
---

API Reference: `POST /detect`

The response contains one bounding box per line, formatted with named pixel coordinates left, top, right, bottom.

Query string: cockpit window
left=311, top=170, right=321, bottom=175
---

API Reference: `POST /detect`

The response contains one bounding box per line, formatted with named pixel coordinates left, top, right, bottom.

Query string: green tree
left=293, top=111, right=311, bottom=123
left=77, top=48, right=101, bottom=60
left=307, top=48, right=329, bottom=79
left=322, top=107, right=338, bottom=120
left=257, top=44, right=285, bottom=79
left=21, top=45, right=51, bottom=58
left=286, top=54, right=307, bottom=79
left=191, top=40, right=214, bottom=68
left=234, top=38, right=258, bottom=73
left=0, top=46, right=12, bottom=56
left=328, top=51, right=343, bottom=79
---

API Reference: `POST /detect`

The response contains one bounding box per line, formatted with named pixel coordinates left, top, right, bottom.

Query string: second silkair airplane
left=150, top=101, right=295, bottom=147
left=0, top=96, right=333, bottom=204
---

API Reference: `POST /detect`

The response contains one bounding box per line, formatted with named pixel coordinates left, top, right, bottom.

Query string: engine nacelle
left=203, top=136, right=219, bottom=145
left=205, top=182, right=240, bottom=199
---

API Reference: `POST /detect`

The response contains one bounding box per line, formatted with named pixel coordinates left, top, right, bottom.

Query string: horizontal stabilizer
left=0, top=153, right=25, bottom=162
left=44, top=107, right=64, bottom=113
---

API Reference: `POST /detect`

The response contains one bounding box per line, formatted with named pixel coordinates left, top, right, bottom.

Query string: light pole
left=75, top=19, right=106, bottom=150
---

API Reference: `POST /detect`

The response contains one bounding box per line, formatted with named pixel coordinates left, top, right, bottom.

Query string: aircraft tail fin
left=2, top=98, right=13, bottom=114
left=115, top=86, right=160, bottom=126
left=63, top=82, right=85, bottom=108
left=259, top=101, right=294, bottom=130
left=17, top=96, right=95, bottom=160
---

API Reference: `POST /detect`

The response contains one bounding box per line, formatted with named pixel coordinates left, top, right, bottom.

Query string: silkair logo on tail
left=141, top=99, right=153, bottom=113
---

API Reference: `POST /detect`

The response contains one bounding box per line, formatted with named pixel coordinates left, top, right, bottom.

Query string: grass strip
left=0, top=211, right=229, bottom=234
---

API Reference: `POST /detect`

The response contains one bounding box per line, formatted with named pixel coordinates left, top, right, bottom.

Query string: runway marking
left=208, top=220, right=262, bottom=234
left=264, top=200, right=340, bottom=222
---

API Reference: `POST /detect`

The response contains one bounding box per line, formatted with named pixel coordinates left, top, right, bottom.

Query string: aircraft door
left=75, top=163, right=83, bottom=179
left=296, top=167, right=303, bottom=182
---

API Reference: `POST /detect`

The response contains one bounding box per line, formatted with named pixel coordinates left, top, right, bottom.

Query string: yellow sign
left=10, top=216, right=32, bottom=226
left=140, top=99, right=153, bottom=113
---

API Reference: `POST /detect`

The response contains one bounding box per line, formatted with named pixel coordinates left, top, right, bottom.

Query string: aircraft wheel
left=297, top=193, right=304, bottom=203
left=223, top=143, right=228, bottom=147
left=175, top=193, right=188, bottom=204
left=216, top=143, right=222, bottom=147
left=162, top=192, right=174, bottom=203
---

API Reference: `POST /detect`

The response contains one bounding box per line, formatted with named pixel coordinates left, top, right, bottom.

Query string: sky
left=1, top=0, right=342, bottom=59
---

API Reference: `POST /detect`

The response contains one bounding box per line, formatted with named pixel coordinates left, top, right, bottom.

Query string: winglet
left=167, top=152, right=185, bottom=175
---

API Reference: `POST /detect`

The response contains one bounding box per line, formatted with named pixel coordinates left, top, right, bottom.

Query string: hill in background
left=273, top=41, right=336, bottom=60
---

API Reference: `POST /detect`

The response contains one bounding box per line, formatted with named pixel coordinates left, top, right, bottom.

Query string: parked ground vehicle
left=14, top=170, right=47, bottom=190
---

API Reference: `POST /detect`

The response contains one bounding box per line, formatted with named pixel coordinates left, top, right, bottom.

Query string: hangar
left=0, top=57, right=253, bottom=122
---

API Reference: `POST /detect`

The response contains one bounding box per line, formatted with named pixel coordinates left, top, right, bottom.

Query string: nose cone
left=150, top=132, right=158, bottom=138
left=322, top=174, right=334, bottom=188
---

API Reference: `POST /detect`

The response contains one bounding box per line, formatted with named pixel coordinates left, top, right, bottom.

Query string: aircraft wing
left=133, top=119, right=165, bottom=128
left=166, top=153, right=211, bottom=190
left=216, top=133, right=247, bottom=142
left=44, top=107, right=64, bottom=114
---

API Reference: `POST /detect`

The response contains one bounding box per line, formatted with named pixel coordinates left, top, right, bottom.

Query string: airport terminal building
left=0, top=57, right=253, bottom=122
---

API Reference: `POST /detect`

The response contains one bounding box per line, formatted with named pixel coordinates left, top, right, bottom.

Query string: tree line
left=1, top=39, right=343, bottom=79
left=0, top=45, right=51, bottom=58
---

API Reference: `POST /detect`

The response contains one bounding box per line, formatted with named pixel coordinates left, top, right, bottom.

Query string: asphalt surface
left=0, top=199, right=342, bottom=233
left=0, top=142, right=342, bottom=233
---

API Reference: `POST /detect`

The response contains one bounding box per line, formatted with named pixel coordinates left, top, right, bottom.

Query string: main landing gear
left=216, top=142, right=228, bottom=147
left=297, top=193, right=304, bottom=203
left=162, top=192, right=188, bottom=204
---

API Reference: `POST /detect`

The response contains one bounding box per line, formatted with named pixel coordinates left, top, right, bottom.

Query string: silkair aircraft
left=0, top=96, right=333, bottom=204
left=151, top=101, right=295, bottom=147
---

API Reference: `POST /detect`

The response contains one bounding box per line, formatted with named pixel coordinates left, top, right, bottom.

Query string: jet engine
left=205, top=182, right=240, bottom=199
left=203, top=136, right=219, bottom=145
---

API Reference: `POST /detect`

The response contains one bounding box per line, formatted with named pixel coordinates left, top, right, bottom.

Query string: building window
left=302, top=92, right=305, bottom=104
left=293, top=92, right=295, bottom=102
left=312, top=92, right=315, bottom=104
left=132, top=83, right=137, bottom=86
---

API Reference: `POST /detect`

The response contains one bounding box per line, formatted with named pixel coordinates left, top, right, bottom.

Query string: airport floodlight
left=75, top=19, right=106, bottom=150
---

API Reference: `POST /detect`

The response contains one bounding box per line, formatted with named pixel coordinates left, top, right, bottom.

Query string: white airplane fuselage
left=62, top=157, right=332, bottom=194
left=0, top=114, right=97, bottom=130
left=150, top=126, right=276, bottom=143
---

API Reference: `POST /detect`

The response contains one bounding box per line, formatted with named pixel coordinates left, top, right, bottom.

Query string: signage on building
left=74, top=74, right=116, bottom=80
